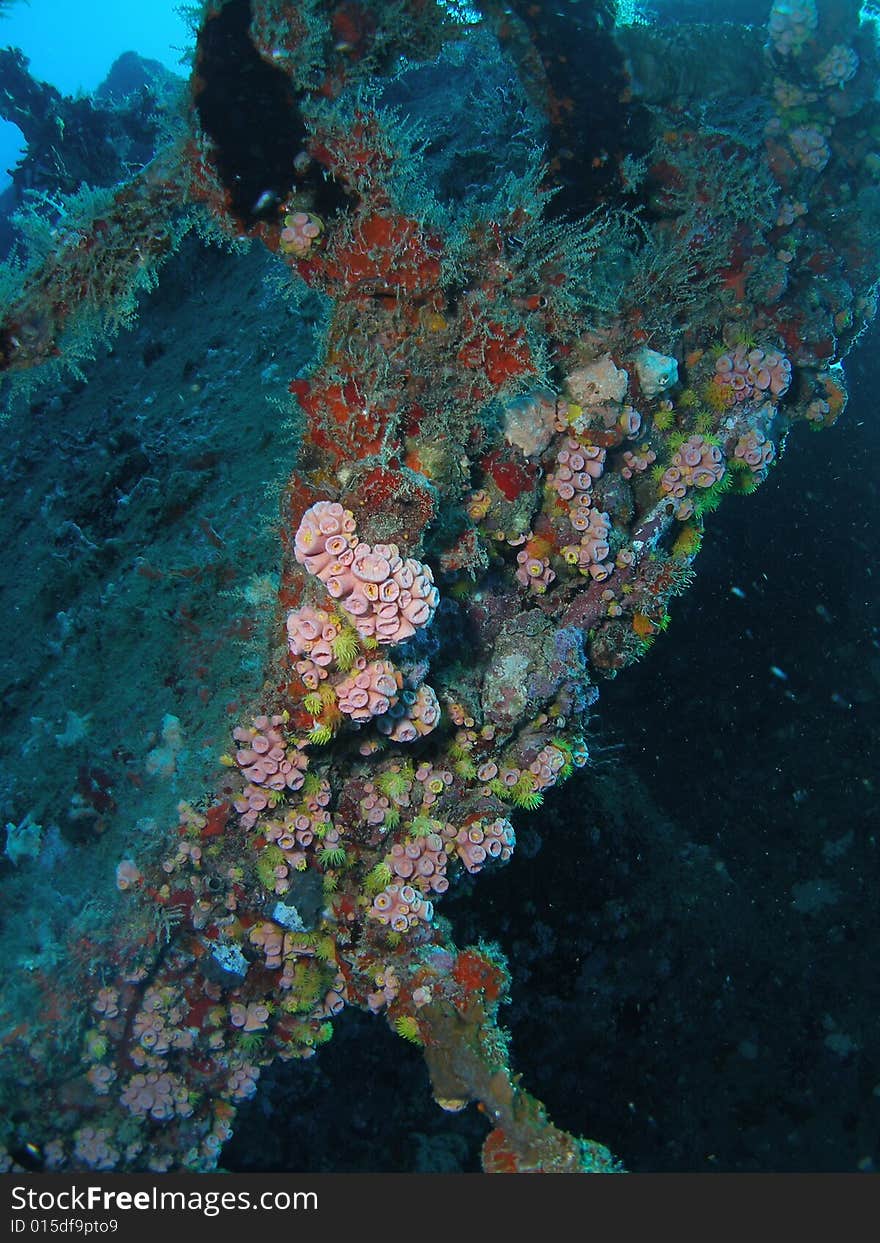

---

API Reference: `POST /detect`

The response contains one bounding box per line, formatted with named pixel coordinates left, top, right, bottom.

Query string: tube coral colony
left=0, top=0, right=877, bottom=1172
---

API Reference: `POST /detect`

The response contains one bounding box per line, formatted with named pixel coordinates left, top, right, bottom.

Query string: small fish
left=815, top=603, right=833, bottom=623
left=252, top=189, right=277, bottom=214
left=769, top=665, right=788, bottom=681
left=830, top=692, right=851, bottom=709
left=730, top=586, right=746, bottom=599
left=10, top=1141, right=44, bottom=1171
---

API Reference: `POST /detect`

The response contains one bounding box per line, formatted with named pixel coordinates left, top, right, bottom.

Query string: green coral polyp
left=256, top=845, right=287, bottom=892
left=318, top=846, right=347, bottom=869
left=331, top=625, right=361, bottom=669
left=393, top=1015, right=423, bottom=1045
left=308, top=722, right=334, bottom=746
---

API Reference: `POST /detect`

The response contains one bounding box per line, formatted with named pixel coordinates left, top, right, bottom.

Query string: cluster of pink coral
left=805, top=396, right=831, bottom=422
left=233, top=716, right=308, bottom=791
left=515, top=548, right=556, bottom=595
left=287, top=595, right=440, bottom=741
left=548, top=437, right=605, bottom=505
left=335, top=657, right=401, bottom=722
left=366, top=965, right=399, bottom=1013
left=714, top=345, right=792, bottom=403
left=386, top=833, right=449, bottom=894
left=231, top=716, right=309, bottom=828
left=280, top=210, right=323, bottom=258
left=120, top=1071, right=193, bottom=1122
left=249, top=920, right=286, bottom=969
left=286, top=604, right=342, bottom=688
left=775, top=196, right=808, bottom=227
left=449, top=817, right=516, bottom=875
left=93, top=987, right=120, bottom=1018
left=115, top=859, right=142, bottom=891
left=72, top=1127, right=120, bottom=1171
left=815, top=44, right=859, bottom=88
left=789, top=125, right=831, bottom=171
left=772, top=78, right=815, bottom=112
left=733, top=426, right=776, bottom=475
left=233, top=783, right=273, bottom=829
left=412, top=761, right=454, bottom=807
left=294, top=499, right=355, bottom=572
left=369, top=881, right=435, bottom=932
left=265, top=812, right=313, bottom=852
left=86, top=1063, right=117, bottom=1095
left=561, top=507, right=613, bottom=581
left=263, top=791, right=330, bottom=865
left=294, top=501, right=439, bottom=646
left=230, top=1001, right=270, bottom=1032
left=528, top=744, right=569, bottom=792
left=767, top=0, right=818, bottom=56
left=162, top=837, right=203, bottom=877
left=264, top=805, right=339, bottom=895
left=227, top=1064, right=261, bottom=1101
left=132, top=988, right=194, bottom=1060
left=620, top=443, right=657, bottom=479
left=359, top=782, right=392, bottom=826
left=661, top=436, right=726, bottom=499
left=376, top=683, right=441, bottom=741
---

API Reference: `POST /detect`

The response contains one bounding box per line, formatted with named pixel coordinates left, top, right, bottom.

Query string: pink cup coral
left=232, top=716, right=307, bottom=793
left=767, top=0, right=818, bottom=56
left=734, top=426, right=776, bottom=475
left=386, top=832, right=449, bottom=893
left=280, top=210, right=324, bottom=258
left=376, top=683, right=441, bottom=741
left=368, top=882, right=435, bottom=932
left=447, top=817, right=515, bottom=875
left=335, top=658, right=401, bottom=722
left=548, top=437, right=605, bottom=504
left=661, top=435, right=726, bottom=497
left=714, top=345, right=792, bottom=405
left=293, top=503, right=439, bottom=646
left=789, top=125, right=831, bottom=171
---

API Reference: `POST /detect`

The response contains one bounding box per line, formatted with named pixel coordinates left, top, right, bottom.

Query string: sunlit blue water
left=0, top=0, right=187, bottom=187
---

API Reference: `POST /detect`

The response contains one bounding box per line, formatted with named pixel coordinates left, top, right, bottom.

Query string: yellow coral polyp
left=319, top=681, right=339, bottom=708
left=394, top=1014, right=423, bottom=1045
left=467, top=490, right=491, bottom=521
left=421, top=310, right=447, bottom=332
left=303, top=691, right=323, bottom=716
left=652, top=405, right=676, bottom=431
left=331, top=626, right=360, bottom=670
left=366, top=863, right=392, bottom=894
left=672, top=523, right=703, bottom=559
left=703, top=378, right=734, bottom=413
